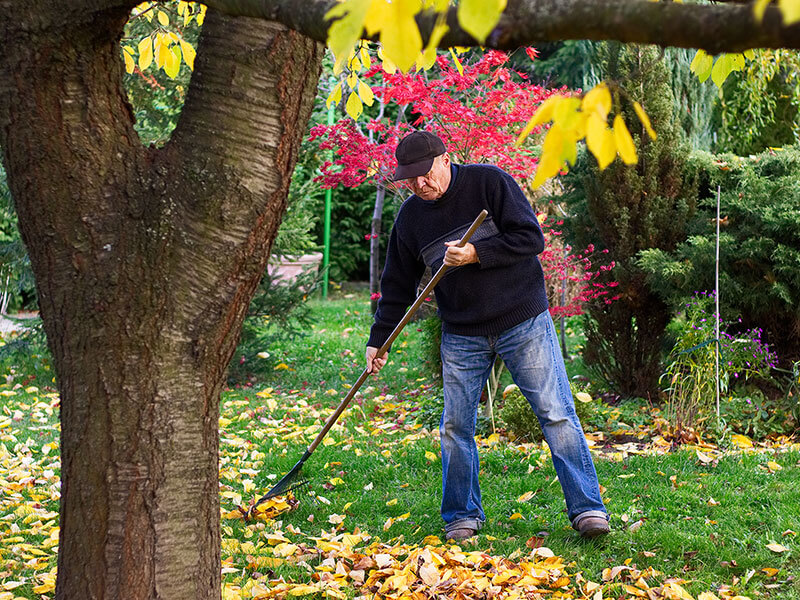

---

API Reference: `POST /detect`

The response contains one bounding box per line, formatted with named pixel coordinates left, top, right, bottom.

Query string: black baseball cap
left=392, top=131, right=446, bottom=181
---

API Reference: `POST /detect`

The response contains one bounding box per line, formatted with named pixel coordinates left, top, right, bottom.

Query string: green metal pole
left=322, top=105, right=334, bottom=299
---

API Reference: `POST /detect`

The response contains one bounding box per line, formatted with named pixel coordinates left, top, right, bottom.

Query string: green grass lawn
left=1, top=293, right=798, bottom=599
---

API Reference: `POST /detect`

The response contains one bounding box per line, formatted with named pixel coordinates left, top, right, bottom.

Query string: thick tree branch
left=203, top=0, right=800, bottom=53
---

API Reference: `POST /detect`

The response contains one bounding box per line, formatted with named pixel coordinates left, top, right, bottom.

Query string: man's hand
left=443, top=241, right=479, bottom=266
left=366, top=346, right=387, bottom=374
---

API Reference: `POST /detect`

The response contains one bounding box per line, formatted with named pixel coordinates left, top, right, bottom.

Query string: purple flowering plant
left=662, top=291, right=777, bottom=432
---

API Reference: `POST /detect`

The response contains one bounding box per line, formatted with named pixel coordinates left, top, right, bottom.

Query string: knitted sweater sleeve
left=367, top=220, right=425, bottom=349
left=471, top=169, right=545, bottom=269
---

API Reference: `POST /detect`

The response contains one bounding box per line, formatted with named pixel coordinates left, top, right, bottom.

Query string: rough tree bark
left=0, top=3, right=323, bottom=599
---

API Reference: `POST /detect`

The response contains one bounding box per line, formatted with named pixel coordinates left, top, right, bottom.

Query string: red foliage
left=538, top=216, right=620, bottom=318
left=309, top=50, right=617, bottom=315
left=309, top=51, right=569, bottom=188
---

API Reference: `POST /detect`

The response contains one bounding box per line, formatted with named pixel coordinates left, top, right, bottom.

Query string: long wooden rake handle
left=305, top=209, right=488, bottom=455
left=247, top=209, right=488, bottom=513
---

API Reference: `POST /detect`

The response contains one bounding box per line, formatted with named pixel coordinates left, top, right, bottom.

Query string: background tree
left=558, top=44, right=698, bottom=399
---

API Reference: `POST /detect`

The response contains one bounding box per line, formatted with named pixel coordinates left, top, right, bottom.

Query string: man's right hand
left=366, top=346, right=387, bottom=374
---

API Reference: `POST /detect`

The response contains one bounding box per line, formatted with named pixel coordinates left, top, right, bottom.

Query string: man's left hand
left=443, top=241, right=479, bottom=266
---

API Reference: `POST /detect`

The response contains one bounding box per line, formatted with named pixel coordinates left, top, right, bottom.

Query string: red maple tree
left=310, top=49, right=616, bottom=318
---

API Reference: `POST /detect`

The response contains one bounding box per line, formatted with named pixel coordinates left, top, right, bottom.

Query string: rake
left=245, top=209, right=488, bottom=519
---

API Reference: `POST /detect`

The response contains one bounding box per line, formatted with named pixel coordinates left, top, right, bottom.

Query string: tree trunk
left=0, top=4, right=323, bottom=599
left=369, top=184, right=385, bottom=314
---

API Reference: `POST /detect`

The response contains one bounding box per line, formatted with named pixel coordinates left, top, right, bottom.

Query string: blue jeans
left=439, top=311, right=607, bottom=535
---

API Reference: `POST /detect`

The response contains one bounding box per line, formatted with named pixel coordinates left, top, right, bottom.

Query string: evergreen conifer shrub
left=557, top=44, right=698, bottom=399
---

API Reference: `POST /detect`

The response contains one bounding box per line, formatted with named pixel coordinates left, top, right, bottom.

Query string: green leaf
left=690, top=50, right=713, bottom=83
left=711, top=54, right=736, bottom=89
left=457, top=0, right=507, bottom=43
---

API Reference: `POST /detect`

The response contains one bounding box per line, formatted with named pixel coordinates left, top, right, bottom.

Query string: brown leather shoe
left=576, top=516, right=610, bottom=538
left=446, top=527, right=476, bottom=541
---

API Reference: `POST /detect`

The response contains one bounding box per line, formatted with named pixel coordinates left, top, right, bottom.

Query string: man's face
left=405, top=154, right=451, bottom=201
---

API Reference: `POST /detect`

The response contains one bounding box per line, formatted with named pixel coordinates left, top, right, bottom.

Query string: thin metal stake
left=715, top=185, right=721, bottom=418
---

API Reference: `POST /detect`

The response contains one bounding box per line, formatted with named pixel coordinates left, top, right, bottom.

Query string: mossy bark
left=0, top=4, right=323, bottom=599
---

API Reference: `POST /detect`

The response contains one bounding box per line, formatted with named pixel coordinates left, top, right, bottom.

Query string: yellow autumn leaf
left=779, top=0, right=800, bottom=24
left=457, top=0, right=507, bottom=43
left=383, top=516, right=395, bottom=531
left=288, top=584, right=319, bottom=596
left=156, top=9, right=168, bottom=26
left=531, top=123, right=566, bottom=188
left=731, top=433, right=753, bottom=449
left=425, top=450, right=437, bottom=461
left=553, top=96, right=583, bottom=133
left=386, top=498, right=398, bottom=506
left=359, top=46, right=372, bottom=69
left=123, top=51, right=135, bottom=74
left=419, top=20, right=449, bottom=70
left=326, top=0, right=372, bottom=70
left=761, top=567, right=780, bottom=577
left=509, top=512, right=524, bottom=520
left=633, top=101, right=657, bottom=140
left=516, top=94, right=563, bottom=145
left=582, top=83, right=612, bottom=120
left=517, top=490, right=535, bottom=503
left=273, top=362, right=289, bottom=370
left=164, top=45, right=181, bottom=79
left=575, top=391, right=593, bottom=403
left=752, top=0, right=771, bottom=22
left=180, top=39, right=196, bottom=71
left=345, top=91, right=363, bottom=120
left=379, top=0, right=423, bottom=73
left=449, top=48, right=464, bottom=75
left=613, top=115, right=637, bottom=165
left=138, top=36, right=153, bottom=71
left=586, top=113, right=616, bottom=170
left=154, top=35, right=168, bottom=68
left=329, top=477, right=345, bottom=485
left=357, top=80, right=375, bottom=106
left=326, top=82, right=343, bottom=109
left=767, top=460, right=782, bottom=472
left=274, top=542, right=299, bottom=557
left=698, top=593, right=721, bottom=600
left=766, top=542, right=789, bottom=553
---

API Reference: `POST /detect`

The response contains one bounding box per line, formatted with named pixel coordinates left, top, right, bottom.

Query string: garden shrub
left=717, top=391, right=797, bottom=441
left=557, top=44, right=698, bottom=399
left=660, top=292, right=777, bottom=432
left=499, top=384, right=596, bottom=442
left=0, top=319, right=53, bottom=388
left=638, top=146, right=800, bottom=374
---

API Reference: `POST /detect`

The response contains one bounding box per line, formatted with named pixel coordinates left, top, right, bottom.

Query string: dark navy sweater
left=367, top=163, right=549, bottom=348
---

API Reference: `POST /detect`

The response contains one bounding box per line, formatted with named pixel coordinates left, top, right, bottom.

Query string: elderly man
left=365, top=130, right=609, bottom=541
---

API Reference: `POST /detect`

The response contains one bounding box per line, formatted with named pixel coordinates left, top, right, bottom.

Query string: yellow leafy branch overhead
left=516, top=83, right=658, bottom=189
left=325, top=0, right=505, bottom=76
left=122, top=1, right=204, bottom=78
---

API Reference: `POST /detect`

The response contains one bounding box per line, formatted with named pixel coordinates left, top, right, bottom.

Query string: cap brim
left=392, top=157, right=435, bottom=182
